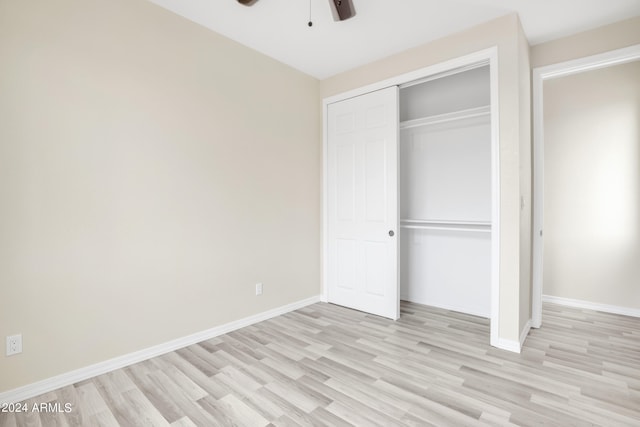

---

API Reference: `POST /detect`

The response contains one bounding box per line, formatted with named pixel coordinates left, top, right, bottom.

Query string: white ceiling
left=147, top=0, right=640, bottom=79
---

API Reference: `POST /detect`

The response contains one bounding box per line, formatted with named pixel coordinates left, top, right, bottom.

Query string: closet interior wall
left=399, top=65, right=492, bottom=318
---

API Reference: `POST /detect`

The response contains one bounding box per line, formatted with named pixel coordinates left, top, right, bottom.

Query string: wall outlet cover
left=6, top=334, right=22, bottom=356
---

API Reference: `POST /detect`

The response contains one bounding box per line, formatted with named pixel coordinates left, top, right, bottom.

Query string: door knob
left=389, top=230, right=395, bottom=237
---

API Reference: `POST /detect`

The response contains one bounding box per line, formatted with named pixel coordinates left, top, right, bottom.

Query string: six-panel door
left=327, top=86, right=399, bottom=320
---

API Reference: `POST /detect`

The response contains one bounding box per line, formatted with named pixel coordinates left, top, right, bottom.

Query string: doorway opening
left=532, top=44, right=640, bottom=327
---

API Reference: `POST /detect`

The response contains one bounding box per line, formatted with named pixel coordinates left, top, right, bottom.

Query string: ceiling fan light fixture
left=236, top=0, right=259, bottom=6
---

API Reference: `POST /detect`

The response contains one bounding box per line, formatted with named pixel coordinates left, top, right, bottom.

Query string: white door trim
left=322, top=47, right=502, bottom=348
left=531, top=43, right=640, bottom=328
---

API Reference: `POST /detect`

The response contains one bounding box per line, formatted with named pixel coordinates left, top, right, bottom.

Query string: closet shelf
left=400, top=105, right=490, bottom=130
left=400, top=219, right=491, bottom=233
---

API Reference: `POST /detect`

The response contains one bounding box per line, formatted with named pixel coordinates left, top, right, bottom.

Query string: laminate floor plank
left=254, top=352, right=306, bottom=381
left=6, top=302, right=640, bottom=426
left=168, top=417, right=196, bottom=427
left=74, top=382, right=118, bottom=427
left=270, top=414, right=302, bottom=427
left=155, top=353, right=229, bottom=400
left=324, top=401, right=386, bottom=427
left=91, top=411, right=120, bottom=427
left=212, top=394, right=269, bottom=427
left=124, top=366, right=184, bottom=424
left=262, top=380, right=320, bottom=414
left=250, top=388, right=317, bottom=427
left=0, top=413, right=17, bottom=427
left=92, top=373, right=142, bottom=427
left=240, top=391, right=286, bottom=421
left=529, top=394, right=632, bottom=427
left=295, top=376, right=407, bottom=427
left=118, top=389, right=170, bottom=427
left=404, top=399, right=486, bottom=427
left=306, top=407, right=353, bottom=427
left=55, top=386, right=84, bottom=427
left=320, top=376, right=411, bottom=418
left=211, top=341, right=261, bottom=367
left=144, top=370, right=215, bottom=427
left=14, top=408, right=43, bottom=427
left=214, top=366, right=264, bottom=399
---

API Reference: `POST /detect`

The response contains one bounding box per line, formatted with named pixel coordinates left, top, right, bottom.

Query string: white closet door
left=327, top=86, right=399, bottom=320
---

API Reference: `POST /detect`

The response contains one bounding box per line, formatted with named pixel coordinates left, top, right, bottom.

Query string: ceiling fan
left=236, top=0, right=356, bottom=22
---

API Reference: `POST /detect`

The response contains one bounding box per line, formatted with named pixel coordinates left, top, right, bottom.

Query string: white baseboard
left=519, top=319, right=532, bottom=348
left=400, top=297, right=490, bottom=319
left=494, top=337, right=521, bottom=353
left=490, top=319, right=531, bottom=354
left=542, top=295, right=640, bottom=318
left=0, top=295, right=321, bottom=405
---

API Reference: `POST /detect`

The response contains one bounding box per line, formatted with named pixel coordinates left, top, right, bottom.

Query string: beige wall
left=0, top=0, right=320, bottom=393
left=531, top=16, right=640, bottom=68
left=543, top=60, right=640, bottom=309
left=321, top=14, right=532, bottom=344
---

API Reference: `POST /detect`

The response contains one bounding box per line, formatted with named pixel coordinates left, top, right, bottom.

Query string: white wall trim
left=543, top=295, right=640, bottom=318
left=494, top=338, right=521, bottom=354
left=321, top=93, right=329, bottom=304
left=519, top=319, right=532, bottom=349
left=531, top=43, right=640, bottom=329
left=322, top=46, right=503, bottom=349
left=400, top=299, right=490, bottom=320
left=0, top=295, right=321, bottom=405
left=488, top=49, right=501, bottom=350
left=493, top=319, right=530, bottom=354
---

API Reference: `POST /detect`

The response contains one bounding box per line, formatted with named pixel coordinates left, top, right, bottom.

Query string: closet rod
left=400, top=219, right=491, bottom=233
left=399, top=60, right=490, bottom=90
left=401, top=219, right=491, bottom=226
left=400, top=224, right=491, bottom=233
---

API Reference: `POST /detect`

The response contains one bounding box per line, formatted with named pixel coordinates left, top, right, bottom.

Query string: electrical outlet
left=255, top=282, right=263, bottom=296
left=6, top=334, right=22, bottom=356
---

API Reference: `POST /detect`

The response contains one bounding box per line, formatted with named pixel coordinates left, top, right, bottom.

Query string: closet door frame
left=322, top=47, right=502, bottom=347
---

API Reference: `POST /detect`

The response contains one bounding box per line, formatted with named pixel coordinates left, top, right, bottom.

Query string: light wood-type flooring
left=1, top=301, right=639, bottom=426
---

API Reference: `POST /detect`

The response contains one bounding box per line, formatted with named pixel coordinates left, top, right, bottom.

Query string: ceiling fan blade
left=330, top=0, right=356, bottom=21
left=237, top=0, right=356, bottom=21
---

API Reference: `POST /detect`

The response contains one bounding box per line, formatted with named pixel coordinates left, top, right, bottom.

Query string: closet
left=325, top=59, right=494, bottom=323
left=399, top=65, right=492, bottom=318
